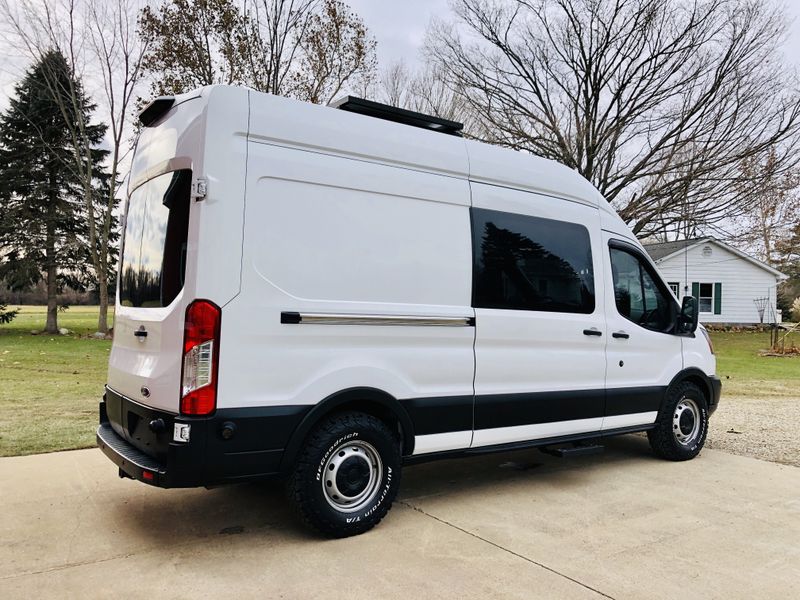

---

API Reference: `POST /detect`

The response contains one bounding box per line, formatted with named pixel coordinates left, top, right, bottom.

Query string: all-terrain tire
left=287, top=411, right=401, bottom=538
left=648, top=381, right=709, bottom=461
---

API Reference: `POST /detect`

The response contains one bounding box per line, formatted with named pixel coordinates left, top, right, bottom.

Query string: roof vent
left=702, top=246, right=712, bottom=257
left=331, top=96, right=463, bottom=137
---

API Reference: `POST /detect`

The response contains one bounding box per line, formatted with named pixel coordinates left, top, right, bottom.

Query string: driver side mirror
left=677, top=296, right=699, bottom=334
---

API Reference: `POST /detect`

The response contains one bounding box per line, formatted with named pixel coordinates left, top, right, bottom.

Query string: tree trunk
left=44, top=200, right=58, bottom=334
left=98, top=270, right=109, bottom=334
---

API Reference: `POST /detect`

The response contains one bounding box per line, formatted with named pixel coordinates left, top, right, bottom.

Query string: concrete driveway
left=1, top=436, right=798, bottom=599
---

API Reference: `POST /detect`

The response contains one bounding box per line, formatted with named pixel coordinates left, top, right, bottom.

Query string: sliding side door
left=470, top=183, right=607, bottom=448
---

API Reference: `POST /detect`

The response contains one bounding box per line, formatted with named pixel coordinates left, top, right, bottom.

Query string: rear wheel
left=648, top=381, right=708, bottom=461
left=287, top=411, right=401, bottom=537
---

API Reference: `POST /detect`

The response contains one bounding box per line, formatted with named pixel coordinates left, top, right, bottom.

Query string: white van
left=98, top=86, right=721, bottom=537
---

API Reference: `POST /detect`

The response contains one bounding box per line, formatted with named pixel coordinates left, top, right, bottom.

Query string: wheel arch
left=279, top=387, right=415, bottom=475
left=666, top=368, right=713, bottom=408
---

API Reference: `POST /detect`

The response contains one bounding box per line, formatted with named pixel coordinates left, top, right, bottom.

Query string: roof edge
left=653, top=238, right=787, bottom=280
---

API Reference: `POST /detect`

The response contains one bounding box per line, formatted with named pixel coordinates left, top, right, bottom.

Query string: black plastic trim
left=473, top=386, right=664, bottom=431
left=606, top=386, right=664, bottom=416
left=281, top=311, right=301, bottom=324
left=331, top=95, right=463, bottom=136
left=400, top=396, right=473, bottom=435
left=139, top=96, right=176, bottom=127
left=279, top=388, right=417, bottom=474
left=667, top=368, right=721, bottom=415
left=403, top=424, right=655, bottom=465
left=100, top=387, right=310, bottom=488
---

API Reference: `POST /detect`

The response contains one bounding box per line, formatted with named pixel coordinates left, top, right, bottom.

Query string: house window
left=691, top=282, right=722, bottom=314
left=668, top=282, right=680, bottom=298
left=698, top=283, right=714, bottom=313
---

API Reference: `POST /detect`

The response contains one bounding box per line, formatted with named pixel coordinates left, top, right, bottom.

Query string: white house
left=643, top=238, right=788, bottom=325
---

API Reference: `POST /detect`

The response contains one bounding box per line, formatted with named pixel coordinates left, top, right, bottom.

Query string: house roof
left=642, top=239, right=699, bottom=261
left=642, top=237, right=788, bottom=280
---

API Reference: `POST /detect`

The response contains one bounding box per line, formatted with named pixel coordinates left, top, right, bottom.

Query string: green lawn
left=0, top=306, right=796, bottom=456
left=0, top=306, right=112, bottom=456
left=710, top=330, right=799, bottom=398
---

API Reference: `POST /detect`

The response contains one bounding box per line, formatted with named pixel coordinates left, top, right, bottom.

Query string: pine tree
left=0, top=50, right=109, bottom=333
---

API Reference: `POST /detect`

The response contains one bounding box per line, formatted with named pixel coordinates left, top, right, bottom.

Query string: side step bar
left=539, top=443, right=604, bottom=458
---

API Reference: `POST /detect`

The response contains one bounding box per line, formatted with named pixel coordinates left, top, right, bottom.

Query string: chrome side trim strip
left=280, top=311, right=475, bottom=327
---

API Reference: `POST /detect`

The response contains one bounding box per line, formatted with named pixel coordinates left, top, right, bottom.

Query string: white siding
left=655, top=242, right=782, bottom=324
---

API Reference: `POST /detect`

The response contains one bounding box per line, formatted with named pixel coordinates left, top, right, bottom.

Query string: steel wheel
left=321, top=439, right=383, bottom=513
left=673, top=397, right=701, bottom=446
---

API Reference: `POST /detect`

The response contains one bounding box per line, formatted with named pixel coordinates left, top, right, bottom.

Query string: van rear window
left=119, top=170, right=191, bottom=308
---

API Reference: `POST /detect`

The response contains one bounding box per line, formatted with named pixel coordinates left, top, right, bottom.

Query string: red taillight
left=142, top=470, right=154, bottom=481
left=180, top=300, right=221, bottom=415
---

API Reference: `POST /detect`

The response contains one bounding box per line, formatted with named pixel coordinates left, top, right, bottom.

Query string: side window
left=610, top=247, right=674, bottom=332
left=472, top=208, right=595, bottom=314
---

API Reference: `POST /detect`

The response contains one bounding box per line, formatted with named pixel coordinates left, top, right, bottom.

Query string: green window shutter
left=714, top=283, right=722, bottom=314
left=691, top=282, right=700, bottom=299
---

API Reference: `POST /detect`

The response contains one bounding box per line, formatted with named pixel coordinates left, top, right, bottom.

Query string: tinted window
left=610, top=247, right=674, bottom=332
left=472, top=208, right=595, bottom=313
left=119, top=170, right=191, bottom=307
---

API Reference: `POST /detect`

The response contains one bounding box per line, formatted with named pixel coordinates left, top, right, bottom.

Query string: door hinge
left=192, top=178, right=207, bottom=200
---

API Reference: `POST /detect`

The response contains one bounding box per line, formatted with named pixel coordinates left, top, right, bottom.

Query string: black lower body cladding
left=98, top=386, right=310, bottom=488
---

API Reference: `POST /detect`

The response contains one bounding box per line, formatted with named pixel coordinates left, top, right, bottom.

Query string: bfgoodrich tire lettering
left=287, top=411, right=401, bottom=537
left=648, top=381, right=709, bottom=461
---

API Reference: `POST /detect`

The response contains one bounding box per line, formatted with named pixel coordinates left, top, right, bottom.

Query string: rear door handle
left=612, top=331, right=630, bottom=339
left=583, top=328, right=602, bottom=337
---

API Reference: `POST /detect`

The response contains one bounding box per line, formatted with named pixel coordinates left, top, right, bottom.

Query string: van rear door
left=106, top=169, right=192, bottom=414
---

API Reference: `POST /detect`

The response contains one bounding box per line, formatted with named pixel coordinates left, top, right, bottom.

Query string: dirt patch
left=707, top=396, right=800, bottom=467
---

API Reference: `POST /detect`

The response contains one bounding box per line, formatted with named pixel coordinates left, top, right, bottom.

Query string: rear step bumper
left=97, top=423, right=167, bottom=486
left=97, top=386, right=307, bottom=487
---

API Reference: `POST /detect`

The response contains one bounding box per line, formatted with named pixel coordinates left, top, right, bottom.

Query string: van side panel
left=216, top=141, right=475, bottom=454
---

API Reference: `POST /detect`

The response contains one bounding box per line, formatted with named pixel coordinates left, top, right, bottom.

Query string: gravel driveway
left=707, top=396, right=800, bottom=467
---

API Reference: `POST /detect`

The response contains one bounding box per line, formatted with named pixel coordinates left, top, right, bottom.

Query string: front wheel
left=287, top=411, right=401, bottom=537
left=648, top=382, right=709, bottom=461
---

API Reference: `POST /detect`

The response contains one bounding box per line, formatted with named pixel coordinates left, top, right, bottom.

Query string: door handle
left=612, top=331, right=630, bottom=339
left=134, top=325, right=148, bottom=339
left=583, top=328, right=602, bottom=337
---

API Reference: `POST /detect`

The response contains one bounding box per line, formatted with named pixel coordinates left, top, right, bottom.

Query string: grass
left=710, top=330, right=799, bottom=398
left=0, top=306, right=796, bottom=456
left=0, top=306, right=112, bottom=456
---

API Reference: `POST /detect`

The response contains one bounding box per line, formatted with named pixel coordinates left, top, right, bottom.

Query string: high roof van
left=97, top=86, right=721, bottom=537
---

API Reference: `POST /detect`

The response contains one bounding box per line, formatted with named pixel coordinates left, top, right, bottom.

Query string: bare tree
left=425, top=0, right=800, bottom=236
left=2, top=0, right=147, bottom=333
left=292, top=0, right=376, bottom=104
left=735, top=148, right=800, bottom=264
left=139, top=0, right=376, bottom=103
left=244, top=0, right=318, bottom=97
left=86, top=0, right=149, bottom=332
left=138, top=0, right=253, bottom=96
left=379, top=60, right=412, bottom=108
left=376, top=60, right=470, bottom=125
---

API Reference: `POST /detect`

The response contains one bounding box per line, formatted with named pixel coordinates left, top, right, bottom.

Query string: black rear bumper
left=98, top=386, right=309, bottom=488
left=97, top=423, right=167, bottom=486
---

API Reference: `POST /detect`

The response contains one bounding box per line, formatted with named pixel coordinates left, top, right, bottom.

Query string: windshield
left=119, top=170, right=191, bottom=308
